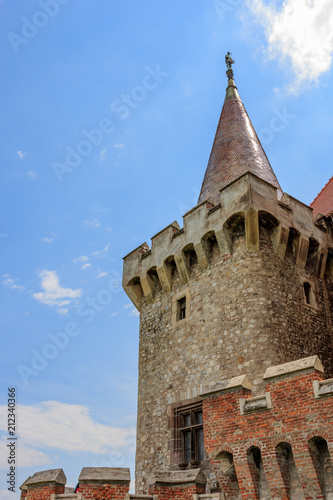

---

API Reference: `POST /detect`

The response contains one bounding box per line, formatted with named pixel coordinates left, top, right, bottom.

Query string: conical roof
left=198, top=67, right=282, bottom=204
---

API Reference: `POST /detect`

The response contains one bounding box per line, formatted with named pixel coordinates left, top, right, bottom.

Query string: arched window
left=215, top=450, right=240, bottom=498
left=247, top=446, right=270, bottom=499
left=309, top=437, right=333, bottom=499
left=303, top=282, right=316, bottom=307
left=276, top=442, right=305, bottom=499
left=285, top=228, right=300, bottom=261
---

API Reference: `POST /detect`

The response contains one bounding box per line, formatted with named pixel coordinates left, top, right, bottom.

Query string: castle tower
left=122, top=58, right=333, bottom=494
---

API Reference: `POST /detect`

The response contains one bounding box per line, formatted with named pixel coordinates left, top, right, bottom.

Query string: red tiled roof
left=310, top=176, right=333, bottom=217
left=198, top=77, right=282, bottom=205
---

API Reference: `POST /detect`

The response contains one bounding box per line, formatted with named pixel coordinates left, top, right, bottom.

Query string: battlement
left=20, top=468, right=131, bottom=500
left=22, top=355, right=333, bottom=500
left=201, top=355, right=333, bottom=499
left=123, top=173, right=333, bottom=310
left=20, top=467, right=207, bottom=500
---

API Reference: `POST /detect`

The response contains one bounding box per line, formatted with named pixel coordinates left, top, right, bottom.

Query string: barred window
left=175, top=402, right=204, bottom=464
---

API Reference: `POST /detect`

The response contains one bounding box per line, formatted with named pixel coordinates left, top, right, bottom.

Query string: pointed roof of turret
left=198, top=55, right=282, bottom=204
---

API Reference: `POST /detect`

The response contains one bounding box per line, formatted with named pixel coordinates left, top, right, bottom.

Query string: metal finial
left=225, top=52, right=235, bottom=79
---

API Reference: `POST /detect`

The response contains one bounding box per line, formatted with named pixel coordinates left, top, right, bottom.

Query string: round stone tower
left=122, top=61, right=333, bottom=494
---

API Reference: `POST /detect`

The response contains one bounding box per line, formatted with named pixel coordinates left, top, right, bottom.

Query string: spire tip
left=225, top=52, right=235, bottom=79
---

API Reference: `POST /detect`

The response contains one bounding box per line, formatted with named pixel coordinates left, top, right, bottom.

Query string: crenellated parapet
left=20, top=468, right=132, bottom=500
left=201, top=355, right=333, bottom=500
left=123, top=172, right=333, bottom=310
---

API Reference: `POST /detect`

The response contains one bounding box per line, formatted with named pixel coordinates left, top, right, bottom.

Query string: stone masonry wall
left=135, top=224, right=333, bottom=493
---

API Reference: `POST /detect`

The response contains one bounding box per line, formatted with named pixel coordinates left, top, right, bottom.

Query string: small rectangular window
left=304, top=282, right=311, bottom=304
left=177, top=297, right=186, bottom=321
left=303, top=281, right=316, bottom=307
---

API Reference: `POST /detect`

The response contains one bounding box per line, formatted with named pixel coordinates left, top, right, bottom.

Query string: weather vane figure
left=225, top=52, right=234, bottom=69
left=225, top=52, right=235, bottom=79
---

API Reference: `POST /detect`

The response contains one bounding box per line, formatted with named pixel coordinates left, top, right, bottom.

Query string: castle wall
left=201, top=357, right=333, bottom=500
left=134, top=225, right=333, bottom=492
left=25, top=484, right=65, bottom=500
left=123, top=174, right=333, bottom=493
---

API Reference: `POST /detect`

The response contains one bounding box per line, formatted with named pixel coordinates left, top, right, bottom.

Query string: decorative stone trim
left=19, top=476, right=31, bottom=492
left=127, top=495, right=154, bottom=500
left=25, top=469, right=66, bottom=486
left=278, top=201, right=292, bottom=212
left=123, top=172, right=330, bottom=311
left=193, top=494, right=225, bottom=500
left=263, top=355, right=324, bottom=380
left=78, top=467, right=130, bottom=483
left=200, top=375, right=252, bottom=397
left=313, top=378, right=333, bottom=399
left=123, top=242, right=150, bottom=260
left=172, top=228, right=185, bottom=239
left=141, top=249, right=152, bottom=260
left=149, top=469, right=206, bottom=486
left=239, top=393, right=272, bottom=415
left=151, top=221, right=180, bottom=242
left=208, top=203, right=221, bottom=216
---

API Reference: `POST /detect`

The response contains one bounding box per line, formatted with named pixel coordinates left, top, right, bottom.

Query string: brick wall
left=80, top=482, right=129, bottom=500
left=202, top=365, right=333, bottom=499
left=26, top=484, right=65, bottom=500
left=148, top=483, right=205, bottom=499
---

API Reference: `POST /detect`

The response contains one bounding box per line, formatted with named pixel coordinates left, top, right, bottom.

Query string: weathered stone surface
left=79, top=467, right=130, bottom=483
left=19, top=477, right=31, bottom=491
left=240, top=393, right=272, bottom=414
left=263, top=355, right=324, bottom=380
left=314, top=378, right=333, bottom=398
left=200, top=375, right=252, bottom=397
left=149, top=469, right=206, bottom=486
left=26, top=469, right=66, bottom=486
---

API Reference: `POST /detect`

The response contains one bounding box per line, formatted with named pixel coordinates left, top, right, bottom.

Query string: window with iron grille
left=175, top=402, right=204, bottom=464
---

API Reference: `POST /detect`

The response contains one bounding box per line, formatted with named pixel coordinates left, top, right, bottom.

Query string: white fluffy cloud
left=247, top=0, right=333, bottom=92
left=32, top=270, right=81, bottom=313
left=2, top=275, right=24, bottom=292
left=0, top=401, right=135, bottom=459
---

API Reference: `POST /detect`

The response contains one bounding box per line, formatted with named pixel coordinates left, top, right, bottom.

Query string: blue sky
left=1, top=0, right=333, bottom=496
